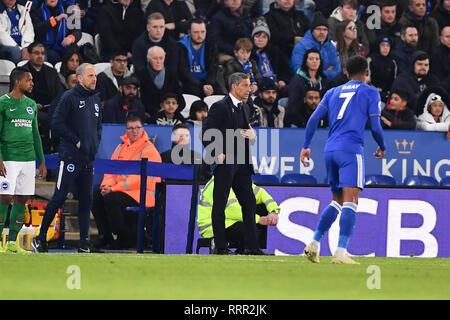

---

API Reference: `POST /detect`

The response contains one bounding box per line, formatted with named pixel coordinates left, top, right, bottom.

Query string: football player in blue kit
left=300, top=56, right=386, bottom=264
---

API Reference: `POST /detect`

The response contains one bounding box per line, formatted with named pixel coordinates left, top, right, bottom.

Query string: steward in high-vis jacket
left=197, top=177, right=280, bottom=249
left=91, top=116, right=162, bottom=250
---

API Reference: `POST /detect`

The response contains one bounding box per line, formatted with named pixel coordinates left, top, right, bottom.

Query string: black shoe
left=31, top=237, right=48, bottom=253
left=78, top=246, right=104, bottom=253
left=92, top=235, right=113, bottom=249
left=215, top=248, right=233, bottom=255
left=240, top=248, right=266, bottom=255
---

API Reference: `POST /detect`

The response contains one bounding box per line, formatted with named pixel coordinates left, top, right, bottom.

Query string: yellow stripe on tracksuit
left=196, top=177, right=280, bottom=238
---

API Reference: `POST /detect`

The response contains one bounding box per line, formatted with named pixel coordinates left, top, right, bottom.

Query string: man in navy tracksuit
left=32, top=63, right=102, bottom=253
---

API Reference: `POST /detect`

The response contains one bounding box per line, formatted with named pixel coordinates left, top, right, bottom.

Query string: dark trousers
left=91, top=190, right=138, bottom=242
left=39, top=160, right=94, bottom=247
left=212, top=164, right=258, bottom=250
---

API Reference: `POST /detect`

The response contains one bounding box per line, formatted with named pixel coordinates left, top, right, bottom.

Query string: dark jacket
left=263, top=2, right=310, bottom=58
left=102, top=93, right=146, bottom=124
left=365, top=20, right=402, bottom=54
left=131, top=31, right=179, bottom=73
left=381, top=106, right=417, bottom=130
left=292, top=104, right=329, bottom=128
left=251, top=43, right=290, bottom=83
left=223, top=58, right=262, bottom=91
left=135, top=67, right=184, bottom=116
left=431, top=43, right=450, bottom=93
left=145, top=0, right=193, bottom=40
left=98, top=2, right=144, bottom=55
left=430, top=2, right=450, bottom=31
left=391, top=40, right=418, bottom=73
left=398, top=10, right=440, bottom=53
left=150, top=110, right=186, bottom=126
left=202, top=95, right=254, bottom=173
left=24, top=61, right=63, bottom=106
left=207, top=6, right=254, bottom=56
left=31, top=2, right=81, bottom=50
left=51, top=83, right=102, bottom=163
left=368, top=52, right=398, bottom=102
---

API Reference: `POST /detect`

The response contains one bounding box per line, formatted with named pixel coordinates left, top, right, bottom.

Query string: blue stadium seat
left=252, top=174, right=279, bottom=184
left=403, top=175, right=439, bottom=186
left=439, top=176, right=450, bottom=187
left=365, top=174, right=397, bottom=186
left=280, top=174, right=317, bottom=184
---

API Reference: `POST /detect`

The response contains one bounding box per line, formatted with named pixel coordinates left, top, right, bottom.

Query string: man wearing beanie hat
left=264, top=0, right=310, bottom=61
left=253, top=77, right=285, bottom=128
left=290, top=12, right=341, bottom=80
left=391, top=50, right=440, bottom=113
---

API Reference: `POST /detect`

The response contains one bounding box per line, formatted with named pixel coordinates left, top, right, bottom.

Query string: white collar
left=229, top=93, right=242, bottom=108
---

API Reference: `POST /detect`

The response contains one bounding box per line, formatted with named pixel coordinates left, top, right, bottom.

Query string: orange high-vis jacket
left=100, top=131, right=162, bottom=207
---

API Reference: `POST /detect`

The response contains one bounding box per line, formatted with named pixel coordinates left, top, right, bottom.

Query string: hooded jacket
left=416, top=87, right=450, bottom=131
left=100, top=130, right=162, bottom=207
left=96, top=66, right=133, bottom=102
left=290, top=29, right=341, bottom=80
left=51, top=83, right=102, bottom=163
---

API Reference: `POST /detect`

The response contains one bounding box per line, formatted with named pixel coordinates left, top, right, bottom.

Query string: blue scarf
left=242, top=61, right=255, bottom=83
left=256, top=51, right=276, bottom=81
left=178, top=35, right=206, bottom=80
left=6, top=9, right=21, bottom=46
left=41, top=2, right=67, bottom=52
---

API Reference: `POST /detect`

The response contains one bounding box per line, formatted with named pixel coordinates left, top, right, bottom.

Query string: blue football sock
left=313, top=201, right=342, bottom=242
left=337, top=202, right=357, bottom=249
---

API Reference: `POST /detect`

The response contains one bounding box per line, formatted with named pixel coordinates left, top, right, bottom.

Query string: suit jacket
left=202, top=95, right=255, bottom=173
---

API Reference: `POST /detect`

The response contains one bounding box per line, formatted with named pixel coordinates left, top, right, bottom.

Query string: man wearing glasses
left=96, top=50, right=133, bottom=103
left=90, top=116, right=162, bottom=250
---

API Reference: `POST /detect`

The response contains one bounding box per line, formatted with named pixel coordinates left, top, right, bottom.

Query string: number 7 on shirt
left=337, top=92, right=356, bottom=119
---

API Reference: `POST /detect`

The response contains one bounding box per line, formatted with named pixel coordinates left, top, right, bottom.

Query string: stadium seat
left=403, top=175, right=439, bottom=187
left=94, top=62, right=110, bottom=74
left=280, top=173, right=317, bottom=184
left=439, top=176, right=450, bottom=187
left=252, top=173, right=279, bottom=184
left=94, top=34, right=102, bottom=57
left=17, top=60, right=53, bottom=68
left=78, top=32, right=94, bottom=46
left=0, top=59, right=16, bottom=82
left=203, top=94, right=225, bottom=108
left=54, top=61, right=62, bottom=72
left=181, top=94, right=201, bottom=119
left=365, top=174, right=397, bottom=186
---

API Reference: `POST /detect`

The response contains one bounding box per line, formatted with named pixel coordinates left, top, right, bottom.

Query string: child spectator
left=368, top=36, right=397, bottom=103
left=187, top=100, right=208, bottom=126
left=381, top=88, right=417, bottom=130
left=416, top=87, right=450, bottom=139
left=152, top=92, right=186, bottom=126
left=223, top=37, right=262, bottom=94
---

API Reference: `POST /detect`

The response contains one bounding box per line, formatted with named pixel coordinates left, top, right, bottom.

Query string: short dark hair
left=189, top=100, right=208, bottom=120
left=400, top=24, right=418, bottom=35
left=65, top=70, right=76, bottom=82
left=111, top=50, right=128, bottom=60
left=126, top=115, right=143, bottom=125
left=172, top=123, right=190, bottom=132
left=10, top=67, right=31, bottom=87
left=340, top=0, right=358, bottom=9
left=27, top=42, right=45, bottom=54
left=379, top=0, right=397, bottom=8
left=160, top=92, right=178, bottom=104
left=346, top=55, right=368, bottom=77
left=189, top=18, right=206, bottom=30
left=391, top=88, right=409, bottom=101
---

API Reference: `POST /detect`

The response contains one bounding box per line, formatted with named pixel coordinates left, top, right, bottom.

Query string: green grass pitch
left=0, top=253, right=449, bottom=300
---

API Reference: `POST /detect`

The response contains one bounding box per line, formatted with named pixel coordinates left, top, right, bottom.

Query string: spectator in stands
left=102, top=76, right=146, bottom=124
left=151, top=92, right=186, bottom=125
left=327, top=0, right=370, bottom=56
left=178, top=18, right=221, bottom=98
left=368, top=36, right=398, bottom=103
left=365, top=0, right=402, bottom=53
left=263, top=0, right=310, bottom=62
left=333, top=19, right=366, bottom=69
left=287, top=47, right=329, bottom=125
left=398, top=0, right=440, bottom=53
left=243, top=0, right=263, bottom=18
left=92, top=116, right=162, bottom=250
left=291, top=87, right=328, bottom=128
left=197, top=176, right=279, bottom=254
left=430, top=26, right=450, bottom=94
left=430, top=0, right=450, bottom=30
left=145, top=0, right=193, bottom=40
left=77, top=0, right=103, bottom=37
left=31, top=0, right=81, bottom=65
left=381, top=88, right=417, bottom=129
left=295, top=0, right=316, bottom=22
left=253, top=77, right=285, bottom=128
left=131, top=12, right=179, bottom=74
left=160, top=123, right=211, bottom=183
left=315, top=0, right=340, bottom=18
left=57, top=47, right=81, bottom=84
left=98, top=0, right=144, bottom=62
left=136, top=46, right=184, bottom=118
left=391, top=50, right=440, bottom=113
left=290, top=13, right=341, bottom=80
left=96, top=50, right=133, bottom=103
left=187, top=99, right=208, bottom=126
left=416, top=88, right=450, bottom=139
left=251, top=17, right=289, bottom=95
left=207, top=0, right=254, bottom=62
left=24, top=42, right=63, bottom=153
left=223, top=37, right=262, bottom=94
left=0, top=0, right=34, bottom=64
left=391, top=24, right=419, bottom=72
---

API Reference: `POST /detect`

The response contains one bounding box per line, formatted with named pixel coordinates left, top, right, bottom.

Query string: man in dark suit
left=202, top=72, right=263, bottom=255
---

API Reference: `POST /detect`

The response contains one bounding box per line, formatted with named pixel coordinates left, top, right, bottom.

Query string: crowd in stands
left=0, top=0, right=449, bottom=156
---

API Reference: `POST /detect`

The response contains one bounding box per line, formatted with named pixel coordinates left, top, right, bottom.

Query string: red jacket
left=100, top=131, right=162, bottom=207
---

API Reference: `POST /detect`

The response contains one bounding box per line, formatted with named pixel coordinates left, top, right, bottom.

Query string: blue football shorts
left=325, top=151, right=365, bottom=193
